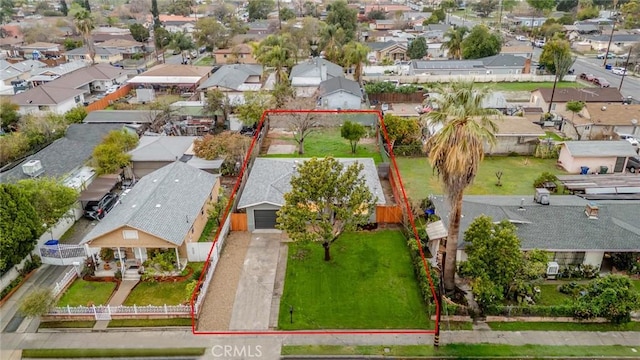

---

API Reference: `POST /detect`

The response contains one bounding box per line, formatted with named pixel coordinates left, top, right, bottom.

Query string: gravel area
left=196, top=232, right=251, bottom=331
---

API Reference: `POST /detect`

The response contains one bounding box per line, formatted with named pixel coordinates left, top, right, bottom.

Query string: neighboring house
left=431, top=195, right=640, bottom=271
left=558, top=140, right=638, bottom=173
left=561, top=103, right=640, bottom=140
left=158, top=14, right=199, bottom=33
left=530, top=88, right=623, bottom=113
left=237, top=158, right=386, bottom=231
left=367, top=41, right=408, bottom=63
left=197, top=64, right=263, bottom=105
left=409, top=54, right=527, bottom=75
left=28, top=60, right=89, bottom=87
left=0, top=59, right=46, bottom=95
left=12, top=63, right=128, bottom=114
left=127, top=64, right=211, bottom=92
left=505, top=16, right=547, bottom=28
left=318, top=77, right=363, bottom=110
left=0, top=123, right=124, bottom=183
left=371, top=19, right=398, bottom=30
left=500, top=45, right=534, bottom=59
left=213, top=44, right=257, bottom=64
left=99, top=38, right=145, bottom=56
left=17, top=42, right=63, bottom=59
left=79, top=161, right=220, bottom=269
left=486, top=116, right=546, bottom=155
left=129, top=136, right=197, bottom=178
left=0, top=24, right=24, bottom=49
left=581, top=33, right=640, bottom=53
left=64, top=46, right=123, bottom=64
left=93, top=33, right=137, bottom=44
left=83, top=110, right=159, bottom=134
left=290, top=57, right=343, bottom=97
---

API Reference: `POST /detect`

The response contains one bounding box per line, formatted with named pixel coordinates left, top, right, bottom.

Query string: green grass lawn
left=39, top=321, right=96, bottom=329
left=278, top=230, right=430, bottom=330
left=123, top=263, right=203, bottom=306
left=395, top=156, right=565, bottom=200
left=194, top=55, right=213, bottom=66
left=22, top=348, right=206, bottom=358
left=282, top=344, right=639, bottom=357
left=488, top=82, right=585, bottom=92
left=536, top=283, right=573, bottom=306
left=488, top=321, right=640, bottom=331
left=632, top=279, right=640, bottom=291
left=107, top=318, right=192, bottom=327
left=263, top=128, right=383, bottom=163
left=57, top=280, right=117, bottom=307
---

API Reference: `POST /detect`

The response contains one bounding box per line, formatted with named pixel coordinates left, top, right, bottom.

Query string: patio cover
left=78, top=174, right=120, bottom=201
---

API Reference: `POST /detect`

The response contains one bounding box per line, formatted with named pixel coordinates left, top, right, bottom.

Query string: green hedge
left=483, top=304, right=576, bottom=317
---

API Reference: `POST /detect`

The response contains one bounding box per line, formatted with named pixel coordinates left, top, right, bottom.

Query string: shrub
left=558, top=264, right=599, bottom=280
left=558, top=282, right=585, bottom=296
left=393, top=140, right=424, bottom=156
left=0, top=275, right=25, bottom=300
left=533, top=171, right=558, bottom=189
left=99, top=248, right=115, bottom=262
left=611, top=253, right=639, bottom=272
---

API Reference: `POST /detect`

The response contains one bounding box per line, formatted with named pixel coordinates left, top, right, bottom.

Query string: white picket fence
left=47, top=212, right=232, bottom=319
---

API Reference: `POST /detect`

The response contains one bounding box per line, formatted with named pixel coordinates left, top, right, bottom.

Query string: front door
left=614, top=157, right=626, bottom=172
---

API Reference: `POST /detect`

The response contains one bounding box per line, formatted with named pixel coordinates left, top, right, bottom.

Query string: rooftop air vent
left=22, top=159, right=44, bottom=178
left=534, top=188, right=550, bottom=205
left=585, top=202, right=599, bottom=219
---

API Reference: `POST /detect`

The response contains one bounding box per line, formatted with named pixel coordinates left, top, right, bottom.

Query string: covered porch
left=91, top=245, right=188, bottom=277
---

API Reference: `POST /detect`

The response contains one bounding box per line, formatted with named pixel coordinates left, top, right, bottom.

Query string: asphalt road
left=571, top=55, right=640, bottom=99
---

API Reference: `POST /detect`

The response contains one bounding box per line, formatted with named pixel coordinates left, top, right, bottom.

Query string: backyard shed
left=558, top=141, right=638, bottom=174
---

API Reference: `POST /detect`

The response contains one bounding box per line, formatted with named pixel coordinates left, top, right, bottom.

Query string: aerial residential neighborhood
left=1, top=0, right=640, bottom=359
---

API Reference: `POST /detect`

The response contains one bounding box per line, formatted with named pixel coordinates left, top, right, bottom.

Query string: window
left=551, top=103, right=556, bottom=110
left=74, top=96, right=81, bottom=103
left=201, top=208, right=205, bottom=215
left=554, top=252, right=585, bottom=267
left=80, top=55, right=85, bottom=59
left=123, top=230, right=139, bottom=240
left=100, top=55, right=109, bottom=60
left=38, top=105, right=49, bottom=111
left=223, top=54, right=227, bottom=58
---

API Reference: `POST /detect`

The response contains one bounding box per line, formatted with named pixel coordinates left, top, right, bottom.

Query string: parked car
left=596, top=52, right=615, bottom=59
left=612, top=67, right=627, bottom=75
left=593, top=77, right=610, bottom=88
left=626, top=156, right=640, bottom=173
left=533, top=39, right=545, bottom=47
left=579, top=73, right=595, bottom=81
left=515, top=35, right=527, bottom=41
left=84, top=193, right=119, bottom=220
left=619, top=133, right=639, bottom=147
left=105, top=85, right=119, bottom=94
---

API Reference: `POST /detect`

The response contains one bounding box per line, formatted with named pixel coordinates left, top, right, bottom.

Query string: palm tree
left=253, top=34, right=295, bottom=85
left=73, top=9, right=95, bottom=64
left=169, top=31, right=195, bottom=64
left=423, top=82, right=500, bottom=294
left=441, top=26, right=468, bottom=60
left=343, top=41, right=369, bottom=83
left=319, top=24, right=345, bottom=63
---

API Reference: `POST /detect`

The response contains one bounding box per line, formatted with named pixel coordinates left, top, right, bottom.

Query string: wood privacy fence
left=368, top=92, right=426, bottom=104
left=84, top=83, right=133, bottom=113
left=376, top=205, right=403, bottom=223
left=230, top=213, right=247, bottom=231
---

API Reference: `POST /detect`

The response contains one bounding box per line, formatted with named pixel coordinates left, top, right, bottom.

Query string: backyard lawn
left=194, top=56, right=213, bottom=66
left=395, top=156, right=565, bottom=200
left=536, top=283, right=573, bottom=306
left=278, top=230, right=430, bottom=330
left=263, top=128, right=383, bottom=163
left=123, top=262, right=204, bottom=306
left=57, top=280, right=117, bottom=307
left=488, top=82, right=586, bottom=92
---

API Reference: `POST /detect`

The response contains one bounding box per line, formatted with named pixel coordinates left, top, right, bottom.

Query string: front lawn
left=278, top=230, right=430, bottom=330
left=108, top=318, right=192, bottom=327
left=194, top=56, right=213, bottom=66
left=489, top=81, right=585, bottom=92
left=57, top=280, right=117, bottom=307
left=395, top=156, right=565, bottom=199
left=536, top=283, right=573, bottom=306
left=263, top=128, right=383, bottom=163
left=488, top=321, right=640, bottom=331
left=123, top=263, right=204, bottom=306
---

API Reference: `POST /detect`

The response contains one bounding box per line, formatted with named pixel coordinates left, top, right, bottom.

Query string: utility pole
left=603, top=0, right=618, bottom=68
left=277, top=0, right=282, bottom=30
left=619, top=46, right=633, bottom=91
left=434, top=250, right=446, bottom=348
left=497, top=0, right=503, bottom=32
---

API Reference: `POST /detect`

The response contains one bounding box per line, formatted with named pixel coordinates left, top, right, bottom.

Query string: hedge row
left=483, top=304, right=576, bottom=317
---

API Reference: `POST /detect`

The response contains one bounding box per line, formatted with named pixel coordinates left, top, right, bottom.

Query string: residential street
left=572, top=55, right=640, bottom=99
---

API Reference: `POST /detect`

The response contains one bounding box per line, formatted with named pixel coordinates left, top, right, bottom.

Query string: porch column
left=175, top=248, right=181, bottom=270
left=117, top=247, right=124, bottom=272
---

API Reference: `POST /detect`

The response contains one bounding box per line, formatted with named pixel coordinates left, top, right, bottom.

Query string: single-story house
left=558, top=140, right=639, bottom=174
left=530, top=88, right=623, bottom=114
left=500, top=45, right=534, bottom=59
left=127, top=64, right=211, bottom=92
left=197, top=64, right=263, bottom=105
left=237, top=158, right=386, bottom=231
left=27, top=60, right=89, bottom=87
left=80, top=161, right=220, bottom=271
left=505, top=16, right=547, bottom=28
left=213, top=43, right=257, bottom=64
left=559, top=103, right=640, bottom=140
left=430, top=195, right=640, bottom=271
left=486, top=116, right=546, bottom=155
left=83, top=110, right=160, bottom=125
left=17, top=42, right=63, bottom=59
left=367, top=41, right=408, bottom=63
left=290, top=57, right=343, bottom=97
left=0, top=123, right=124, bottom=183
left=99, top=38, right=145, bottom=56
left=581, top=33, right=640, bottom=54
left=409, top=54, right=526, bottom=75
left=64, top=47, right=123, bottom=64
left=318, top=77, right=363, bottom=110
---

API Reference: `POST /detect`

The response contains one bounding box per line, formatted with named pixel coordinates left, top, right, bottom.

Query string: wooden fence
left=84, top=83, right=133, bottom=113
left=376, top=205, right=403, bottom=224
left=230, top=213, right=247, bottom=231
left=368, top=92, right=426, bottom=104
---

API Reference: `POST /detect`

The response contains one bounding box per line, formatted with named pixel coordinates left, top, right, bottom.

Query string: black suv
left=627, top=156, right=640, bottom=173
left=84, top=193, right=119, bottom=220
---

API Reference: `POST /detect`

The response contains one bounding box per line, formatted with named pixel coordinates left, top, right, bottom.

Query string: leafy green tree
left=0, top=0, right=15, bottom=23
left=382, top=114, right=421, bottom=148
left=326, top=0, right=357, bottom=42
left=577, top=6, right=599, bottom=19
left=204, top=89, right=232, bottom=126
left=63, top=38, right=82, bottom=50
left=340, top=120, right=366, bottom=153
left=19, top=113, right=67, bottom=148
left=164, top=0, right=191, bottom=16
left=236, top=91, right=274, bottom=126
left=192, top=132, right=250, bottom=170
left=407, top=36, right=428, bottom=60
left=279, top=7, right=295, bottom=21
left=472, top=0, right=498, bottom=17
left=539, top=37, right=571, bottom=74
left=17, top=178, right=78, bottom=231
left=0, top=184, right=41, bottom=274
left=553, top=48, right=575, bottom=81
left=92, top=129, right=138, bottom=175
left=502, top=0, right=518, bottom=11
left=442, top=26, right=468, bottom=60
left=153, top=26, right=171, bottom=63
left=59, top=0, right=68, bottom=15
left=0, top=132, right=30, bottom=166
left=169, top=31, right=196, bottom=64
left=0, top=99, right=20, bottom=132
left=64, top=106, right=87, bottom=124
left=577, top=275, right=640, bottom=323
left=19, top=288, right=55, bottom=317
left=193, top=17, right=228, bottom=50
left=461, top=25, right=501, bottom=59
left=367, top=9, right=386, bottom=20
left=343, top=41, right=369, bottom=83
left=540, top=20, right=564, bottom=40
left=319, top=24, right=346, bottom=63
left=247, top=0, right=275, bottom=20
left=423, top=82, right=499, bottom=293
left=526, top=0, right=556, bottom=13
left=129, top=23, right=150, bottom=43
left=621, top=0, right=640, bottom=29
left=566, top=100, right=585, bottom=123
left=557, top=0, right=578, bottom=11
left=253, top=34, right=296, bottom=85
left=276, top=157, right=376, bottom=261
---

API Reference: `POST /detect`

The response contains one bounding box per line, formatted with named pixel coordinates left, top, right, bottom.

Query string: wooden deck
left=557, top=173, right=640, bottom=196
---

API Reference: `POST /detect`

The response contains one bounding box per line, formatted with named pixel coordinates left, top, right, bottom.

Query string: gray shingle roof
left=81, top=162, right=219, bottom=246
left=412, top=59, right=484, bottom=70
left=319, top=77, right=362, bottom=98
left=0, top=124, right=124, bottom=183
left=65, top=46, right=121, bottom=56
left=129, top=136, right=197, bottom=161
left=290, top=58, right=343, bottom=79
left=432, top=195, right=640, bottom=251
left=197, top=64, right=262, bottom=90
left=237, top=158, right=386, bottom=209
left=84, top=110, right=160, bottom=124
left=367, top=40, right=403, bottom=51
left=481, top=54, right=526, bottom=68
left=564, top=141, right=638, bottom=157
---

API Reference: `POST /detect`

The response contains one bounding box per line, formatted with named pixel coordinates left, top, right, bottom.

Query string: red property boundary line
left=190, top=109, right=440, bottom=336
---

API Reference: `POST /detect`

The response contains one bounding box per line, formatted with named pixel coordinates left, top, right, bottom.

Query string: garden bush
left=533, top=172, right=558, bottom=189
left=558, top=264, right=599, bottom=280
left=483, top=304, right=576, bottom=317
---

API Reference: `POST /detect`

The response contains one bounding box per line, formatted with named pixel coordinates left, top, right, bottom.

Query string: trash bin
left=580, top=166, right=589, bottom=175
left=600, top=166, right=608, bottom=174
left=605, top=64, right=612, bottom=70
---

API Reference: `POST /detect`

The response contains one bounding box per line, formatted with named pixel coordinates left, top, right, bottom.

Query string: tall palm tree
left=253, top=34, right=295, bottom=85
left=343, top=41, right=369, bottom=83
left=73, top=9, right=95, bottom=64
left=441, top=26, right=468, bottom=60
left=319, top=24, right=345, bottom=63
left=423, top=82, right=499, bottom=294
